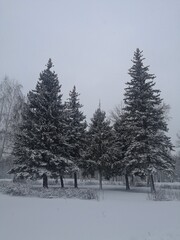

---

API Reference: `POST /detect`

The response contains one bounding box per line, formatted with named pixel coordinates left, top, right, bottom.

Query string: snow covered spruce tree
left=123, top=48, right=174, bottom=192
left=86, top=105, right=114, bottom=190
left=65, top=86, right=87, bottom=188
left=10, top=59, right=68, bottom=188
left=113, top=112, right=132, bottom=190
left=110, top=104, right=132, bottom=190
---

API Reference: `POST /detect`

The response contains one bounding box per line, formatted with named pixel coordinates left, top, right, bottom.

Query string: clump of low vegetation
left=0, top=181, right=99, bottom=200
left=148, top=187, right=180, bottom=201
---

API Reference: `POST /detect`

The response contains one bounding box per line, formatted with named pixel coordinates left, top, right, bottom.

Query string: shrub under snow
left=148, top=187, right=180, bottom=201
left=0, top=181, right=99, bottom=200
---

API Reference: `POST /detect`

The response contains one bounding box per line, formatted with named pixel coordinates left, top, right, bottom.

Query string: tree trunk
left=125, top=173, right=130, bottom=190
left=60, top=175, right=64, bottom=188
left=147, top=175, right=150, bottom=187
left=150, top=174, right=156, bottom=193
left=43, top=173, right=48, bottom=188
left=99, top=170, right=103, bottom=190
left=74, top=172, right=78, bottom=188
left=130, top=175, right=134, bottom=186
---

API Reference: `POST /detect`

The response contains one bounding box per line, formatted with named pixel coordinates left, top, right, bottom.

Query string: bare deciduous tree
left=0, top=76, right=24, bottom=162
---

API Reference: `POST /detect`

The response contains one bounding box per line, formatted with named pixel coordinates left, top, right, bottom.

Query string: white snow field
left=0, top=186, right=180, bottom=240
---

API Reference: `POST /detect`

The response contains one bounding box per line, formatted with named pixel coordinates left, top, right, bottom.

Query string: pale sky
left=0, top=0, right=180, bottom=147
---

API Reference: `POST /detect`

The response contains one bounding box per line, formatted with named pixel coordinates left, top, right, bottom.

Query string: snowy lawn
left=0, top=186, right=180, bottom=240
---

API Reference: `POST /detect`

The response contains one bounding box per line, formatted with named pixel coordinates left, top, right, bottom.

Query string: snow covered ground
left=0, top=185, right=180, bottom=240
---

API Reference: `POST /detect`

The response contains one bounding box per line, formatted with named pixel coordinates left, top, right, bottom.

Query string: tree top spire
left=98, top=99, right=101, bottom=110
left=46, top=58, right=53, bottom=70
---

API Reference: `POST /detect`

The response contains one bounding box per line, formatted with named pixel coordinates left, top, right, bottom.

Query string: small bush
left=5, top=185, right=26, bottom=196
left=148, top=189, right=170, bottom=201
left=148, top=187, right=180, bottom=201
left=78, top=189, right=99, bottom=200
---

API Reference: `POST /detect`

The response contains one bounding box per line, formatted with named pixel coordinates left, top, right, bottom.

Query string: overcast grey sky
left=0, top=0, right=180, bottom=146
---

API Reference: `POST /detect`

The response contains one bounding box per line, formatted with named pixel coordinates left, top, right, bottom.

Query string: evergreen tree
left=10, top=59, right=68, bottom=188
left=123, top=49, right=174, bottom=192
left=86, top=106, right=114, bottom=189
left=65, top=86, right=87, bottom=188
left=113, top=112, right=131, bottom=190
left=110, top=103, right=132, bottom=190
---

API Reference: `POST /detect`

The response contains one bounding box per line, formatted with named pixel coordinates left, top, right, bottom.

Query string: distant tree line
left=1, top=49, right=177, bottom=192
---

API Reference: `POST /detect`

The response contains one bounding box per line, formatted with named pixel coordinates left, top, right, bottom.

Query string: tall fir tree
left=113, top=112, right=131, bottom=190
left=10, top=59, right=68, bottom=188
left=86, top=105, right=114, bottom=189
left=65, top=86, right=87, bottom=188
left=110, top=103, right=132, bottom=189
left=123, top=49, right=174, bottom=192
